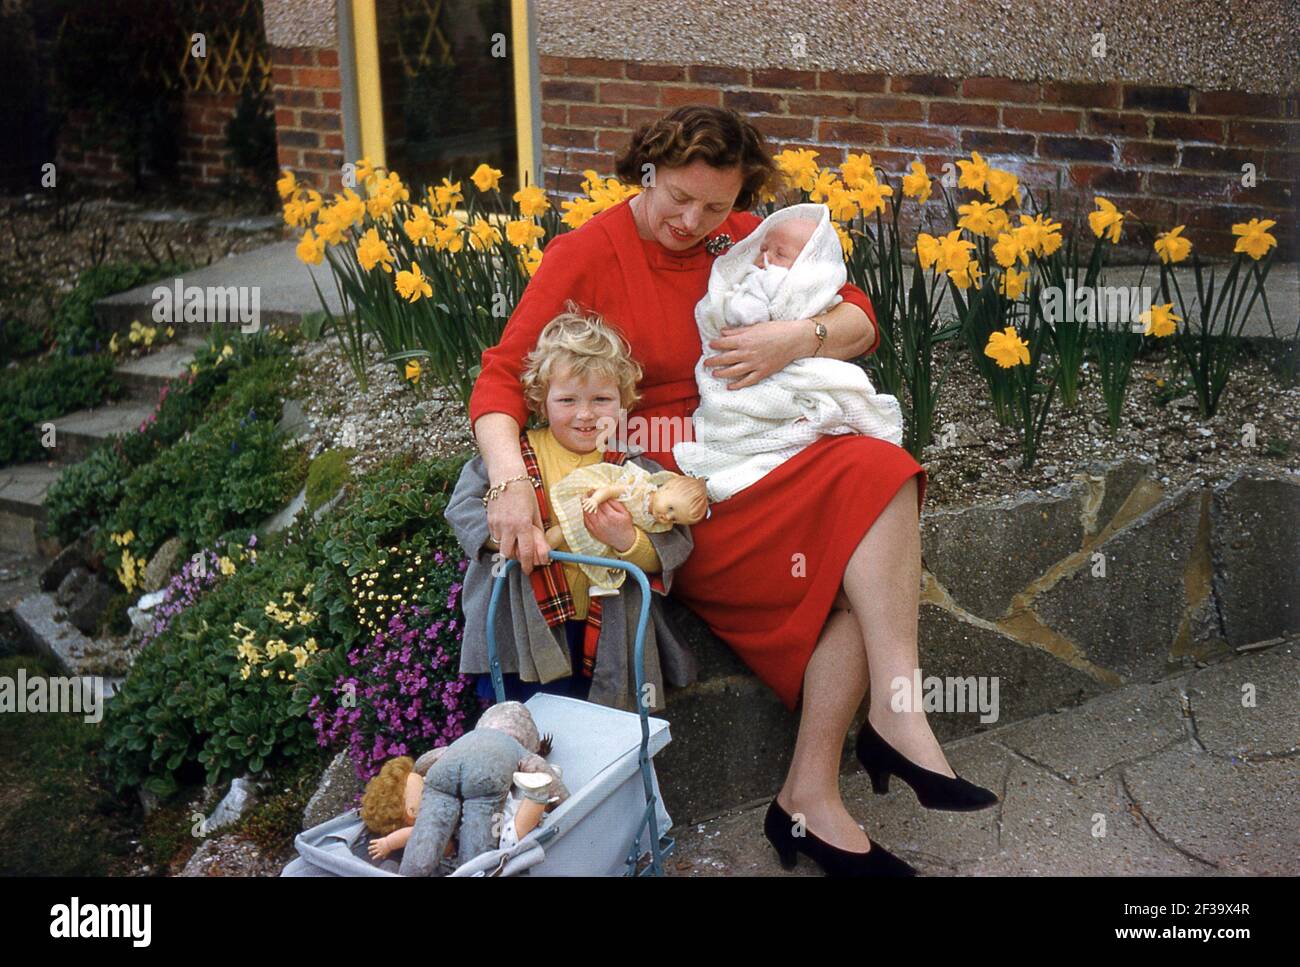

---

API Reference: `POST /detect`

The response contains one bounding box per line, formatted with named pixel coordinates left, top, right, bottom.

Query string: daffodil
left=1088, top=197, right=1124, bottom=243
left=984, top=168, right=1019, bottom=207
left=1231, top=218, right=1277, bottom=260
left=405, top=359, right=422, bottom=383
left=1138, top=303, right=1181, bottom=337
left=957, top=151, right=990, bottom=193
left=276, top=169, right=298, bottom=200
left=902, top=161, right=932, bottom=203
left=296, top=228, right=325, bottom=265
left=958, top=200, right=1004, bottom=237
left=985, top=326, right=1030, bottom=368
left=430, top=177, right=464, bottom=214
left=505, top=218, right=545, bottom=248
left=1014, top=214, right=1063, bottom=258
left=839, top=152, right=875, bottom=191
left=1154, top=225, right=1192, bottom=264
left=468, top=216, right=502, bottom=251
left=834, top=222, right=854, bottom=257
left=774, top=148, right=821, bottom=192
left=916, top=232, right=941, bottom=271
left=993, top=232, right=1027, bottom=268
left=471, top=163, right=503, bottom=193
left=514, top=185, right=550, bottom=217
left=395, top=264, right=432, bottom=303
left=809, top=167, right=841, bottom=204
left=999, top=267, right=1029, bottom=300
left=936, top=229, right=976, bottom=273
left=433, top=215, right=465, bottom=252
left=948, top=259, right=983, bottom=289
left=403, top=206, right=437, bottom=244
left=520, top=246, right=543, bottom=277
left=357, top=227, right=395, bottom=272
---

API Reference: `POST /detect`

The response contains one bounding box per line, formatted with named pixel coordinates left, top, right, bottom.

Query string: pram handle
left=485, top=551, right=665, bottom=875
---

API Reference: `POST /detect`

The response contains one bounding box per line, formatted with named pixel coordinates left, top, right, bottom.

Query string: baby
left=726, top=216, right=820, bottom=326
left=673, top=202, right=904, bottom=503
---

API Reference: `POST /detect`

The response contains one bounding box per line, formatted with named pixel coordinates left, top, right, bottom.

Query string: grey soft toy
left=398, top=701, right=570, bottom=876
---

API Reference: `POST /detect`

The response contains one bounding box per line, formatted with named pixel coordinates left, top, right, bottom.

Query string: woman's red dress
left=470, top=197, right=927, bottom=712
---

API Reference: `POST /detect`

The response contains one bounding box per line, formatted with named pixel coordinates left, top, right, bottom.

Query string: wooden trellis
left=170, top=0, right=272, bottom=94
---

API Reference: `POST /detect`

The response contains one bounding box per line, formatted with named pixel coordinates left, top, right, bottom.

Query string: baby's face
left=754, top=219, right=816, bottom=269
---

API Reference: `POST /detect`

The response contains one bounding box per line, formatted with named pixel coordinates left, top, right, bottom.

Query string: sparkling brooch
left=705, top=233, right=734, bottom=256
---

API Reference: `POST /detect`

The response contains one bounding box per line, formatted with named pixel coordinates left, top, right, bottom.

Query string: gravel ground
left=285, top=329, right=1299, bottom=508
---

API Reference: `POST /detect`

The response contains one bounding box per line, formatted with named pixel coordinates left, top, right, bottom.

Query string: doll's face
left=754, top=218, right=816, bottom=269
left=545, top=366, right=622, bottom=454
left=650, top=485, right=702, bottom=526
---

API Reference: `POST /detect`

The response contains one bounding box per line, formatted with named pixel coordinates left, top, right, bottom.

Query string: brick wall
left=55, top=108, right=133, bottom=188
left=538, top=58, right=1297, bottom=260
left=269, top=44, right=345, bottom=193
left=176, top=90, right=244, bottom=186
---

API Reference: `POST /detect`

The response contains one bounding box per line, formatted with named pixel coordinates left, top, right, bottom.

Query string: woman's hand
left=703, top=318, right=809, bottom=389
left=583, top=498, right=636, bottom=553
left=487, top=480, right=552, bottom=574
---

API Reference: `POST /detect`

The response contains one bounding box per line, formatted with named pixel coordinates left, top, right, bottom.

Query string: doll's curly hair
left=360, top=756, right=414, bottom=835
left=614, top=105, right=780, bottom=212
left=521, top=302, right=643, bottom=420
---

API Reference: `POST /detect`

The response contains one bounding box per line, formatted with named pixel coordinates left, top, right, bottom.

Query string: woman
left=470, top=105, right=997, bottom=876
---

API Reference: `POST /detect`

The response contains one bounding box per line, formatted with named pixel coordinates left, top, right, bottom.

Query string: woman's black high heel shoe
left=763, top=799, right=916, bottom=876
left=856, top=716, right=999, bottom=812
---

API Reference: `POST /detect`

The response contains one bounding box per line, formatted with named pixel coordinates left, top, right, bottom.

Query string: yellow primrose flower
left=468, top=216, right=502, bottom=251
left=296, top=228, right=325, bottom=265
left=1154, top=225, right=1192, bottom=264
left=109, top=332, right=120, bottom=354
left=1231, top=218, right=1277, bottom=260
left=357, top=227, right=395, bottom=272
left=395, top=264, right=432, bottom=303
left=190, top=362, right=198, bottom=376
left=471, top=163, right=503, bottom=193
left=276, top=169, right=298, bottom=200
left=514, top=185, right=550, bottom=217
left=1088, top=197, right=1124, bottom=243
left=902, top=161, right=932, bottom=203
left=165, top=326, right=175, bottom=338
left=221, top=344, right=233, bottom=358
left=957, top=151, right=990, bottom=193
left=999, top=267, right=1029, bottom=300
left=1139, top=303, right=1181, bottom=338
left=505, top=218, right=545, bottom=248
left=219, top=556, right=236, bottom=575
left=985, top=326, right=1031, bottom=368
left=984, top=168, right=1020, bottom=207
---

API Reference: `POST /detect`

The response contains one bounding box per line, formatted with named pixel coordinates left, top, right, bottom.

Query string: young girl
left=444, top=304, right=701, bottom=712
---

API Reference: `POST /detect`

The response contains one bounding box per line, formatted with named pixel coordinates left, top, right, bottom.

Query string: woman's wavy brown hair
left=614, top=105, right=779, bottom=212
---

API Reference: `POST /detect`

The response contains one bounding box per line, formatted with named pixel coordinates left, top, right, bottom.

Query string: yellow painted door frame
left=350, top=0, right=537, bottom=200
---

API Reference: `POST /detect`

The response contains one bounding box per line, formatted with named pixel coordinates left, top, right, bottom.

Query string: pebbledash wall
left=77, top=0, right=1295, bottom=260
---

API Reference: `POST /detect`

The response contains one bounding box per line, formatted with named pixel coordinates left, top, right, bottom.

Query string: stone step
left=36, top=398, right=158, bottom=465
left=0, top=462, right=64, bottom=557
left=113, top=336, right=207, bottom=403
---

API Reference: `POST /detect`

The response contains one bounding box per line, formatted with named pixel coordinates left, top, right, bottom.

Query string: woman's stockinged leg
left=777, top=608, right=875, bottom=853
left=842, top=474, right=957, bottom=779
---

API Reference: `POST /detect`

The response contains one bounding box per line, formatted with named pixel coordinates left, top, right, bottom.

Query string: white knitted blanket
left=672, top=203, right=903, bottom=503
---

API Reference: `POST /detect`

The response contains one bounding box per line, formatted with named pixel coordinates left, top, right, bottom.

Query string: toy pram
left=282, top=551, right=676, bottom=877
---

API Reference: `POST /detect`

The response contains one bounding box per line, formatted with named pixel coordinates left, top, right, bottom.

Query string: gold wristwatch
left=811, top=318, right=828, bottom=356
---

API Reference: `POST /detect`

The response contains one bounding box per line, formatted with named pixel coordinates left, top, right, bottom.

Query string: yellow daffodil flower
left=1139, top=303, right=1181, bottom=337
left=514, top=185, right=550, bottom=217
left=902, top=161, right=932, bottom=203
left=985, top=168, right=1019, bottom=207
left=1231, top=218, right=1277, bottom=260
left=395, top=264, right=433, bottom=303
left=985, top=326, right=1030, bottom=368
left=999, top=267, right=1029, bottom=300
left=1088, top=197, right=1124, bottom=243
left=296, top=228, right=325, bottom=265
left=957, top=151, right=990, bottom=193
left=1154, top=225, right=1192, bottom=264
left=471, top=163, right=503, bottom=193
left=357, top=227, right=395, bottom=272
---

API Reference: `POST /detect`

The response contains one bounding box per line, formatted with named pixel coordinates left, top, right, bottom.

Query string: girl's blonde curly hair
left=521, top=301, right=643, bottom=420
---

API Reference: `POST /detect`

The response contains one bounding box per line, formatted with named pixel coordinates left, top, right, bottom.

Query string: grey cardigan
left=444, top=451, right=699, bottom=713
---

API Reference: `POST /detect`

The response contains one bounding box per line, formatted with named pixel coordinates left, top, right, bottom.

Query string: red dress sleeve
left=468, top=231, right=597, bottom=429
left=731, top=208, right=881, bottom=357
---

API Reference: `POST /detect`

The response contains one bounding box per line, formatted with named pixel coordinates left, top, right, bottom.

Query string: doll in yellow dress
left=545, top=462, right=709, bottom=594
